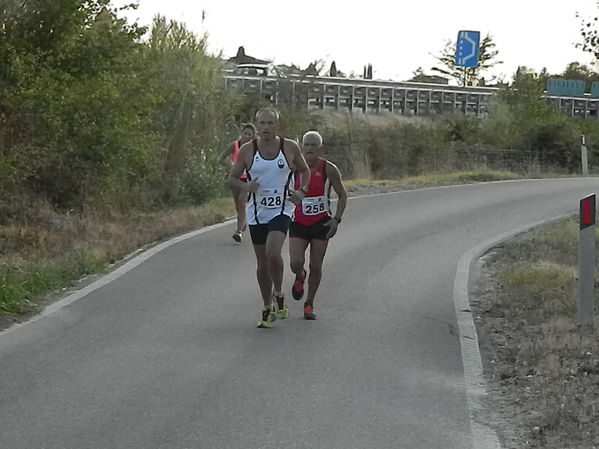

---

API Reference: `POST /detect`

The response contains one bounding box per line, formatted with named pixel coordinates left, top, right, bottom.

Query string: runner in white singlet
left=228, top=108, right=311, bottom=328
left=245, top=137, right=295, bottom=225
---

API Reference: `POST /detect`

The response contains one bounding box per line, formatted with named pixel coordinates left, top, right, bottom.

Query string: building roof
left=227, top=46, right=270, bottom=65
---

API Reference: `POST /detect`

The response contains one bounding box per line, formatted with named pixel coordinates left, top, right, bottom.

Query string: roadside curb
left=453, top=214, right=572, bottom=449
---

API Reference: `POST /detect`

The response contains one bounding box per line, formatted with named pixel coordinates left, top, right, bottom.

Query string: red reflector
left=583, top=199, right=594, bottom=225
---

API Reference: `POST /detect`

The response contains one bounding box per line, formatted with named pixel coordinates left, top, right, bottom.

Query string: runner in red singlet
left=221, top=123, right=256, bottom=242
left=289, top=131, right=347, bottom=319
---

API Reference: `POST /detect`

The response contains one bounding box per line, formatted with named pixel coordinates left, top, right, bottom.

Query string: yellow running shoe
left=257, top=307, right=277, bottom=328
left=274, top=294, right=288, bottom=319
left=276, top=305, right=289, bottom=320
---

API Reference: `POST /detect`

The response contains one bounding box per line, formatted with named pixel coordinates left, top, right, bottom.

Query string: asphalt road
left=1, top=178, right=597, bottom=449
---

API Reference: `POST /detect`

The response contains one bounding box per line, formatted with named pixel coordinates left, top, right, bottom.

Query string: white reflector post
left=581, top=135, right=589, bottom=176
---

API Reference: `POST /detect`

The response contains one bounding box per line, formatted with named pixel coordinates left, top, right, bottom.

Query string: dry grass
left=0, top=198, right=235, bottom=316
left=400, top=170, right=521, bottom=185
left=474, top=219, right=599, bottom=448
left=343, top=170, right=522, bottom=195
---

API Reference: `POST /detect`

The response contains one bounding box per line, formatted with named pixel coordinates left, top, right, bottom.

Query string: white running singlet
left=246, top=137, right=294, bottom=225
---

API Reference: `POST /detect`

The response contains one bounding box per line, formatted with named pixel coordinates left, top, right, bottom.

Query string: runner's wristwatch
left=334, top=216, right=342, bottom=224
left=299, top=187, right=309, bottom=194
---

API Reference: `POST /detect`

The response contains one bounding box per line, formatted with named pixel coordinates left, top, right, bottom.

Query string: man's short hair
left=302, top=130, right=323, bottom=146
left=255, top=107, right=280, bottom=121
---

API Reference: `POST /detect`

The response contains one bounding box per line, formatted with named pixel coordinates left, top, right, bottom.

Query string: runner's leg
left=265, top=230, right=286, bottom=296
left=252, top=243, right=273, bottom=308
left=232, top=186, right=247, bottom=233
left=289, top=238, right=309, bottom=277
left=305, top=239, right=329, bottom=306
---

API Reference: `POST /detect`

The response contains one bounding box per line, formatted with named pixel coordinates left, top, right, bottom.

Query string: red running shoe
left=303, top=303, right=316, bottom=320
left=292, top=270, right=306, bottom=301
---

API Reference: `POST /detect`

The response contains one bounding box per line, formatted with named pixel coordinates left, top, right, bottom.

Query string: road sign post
left=581, top=135, right=589, bottom=176
left=578, top=194, right=596, bottom=328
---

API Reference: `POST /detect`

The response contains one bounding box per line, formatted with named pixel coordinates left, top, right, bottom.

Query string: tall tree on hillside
left=431, top=33, right=503, bottom=86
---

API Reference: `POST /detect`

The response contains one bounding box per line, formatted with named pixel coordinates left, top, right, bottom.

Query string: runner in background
left=221, top=123, right=256, bottom=242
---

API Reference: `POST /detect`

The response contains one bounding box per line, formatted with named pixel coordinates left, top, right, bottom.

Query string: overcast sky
left=114, top=0, right=599, bottom=82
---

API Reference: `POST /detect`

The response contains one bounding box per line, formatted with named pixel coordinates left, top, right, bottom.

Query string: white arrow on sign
left=457, top=32, right=477, bottom=66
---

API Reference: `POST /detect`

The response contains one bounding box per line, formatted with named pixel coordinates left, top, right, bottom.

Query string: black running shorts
left=249, top=214, right=292, bottom=245
left=289, top=216, right=331, bottom=241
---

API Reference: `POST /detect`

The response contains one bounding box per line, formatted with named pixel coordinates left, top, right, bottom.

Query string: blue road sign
left=455, top=30, right=480, bottom=68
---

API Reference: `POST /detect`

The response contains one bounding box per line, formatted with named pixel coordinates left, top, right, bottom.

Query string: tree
left=578, top=9, right=599, bottom=58
left=145, top=16, right=234, bottom=205
left=0, top=1, right=233, bottom=212
left=304, top=62, right=319, bottom=76
left=511, top=66, right=550, bottom=91
left=560, top=62, right=599, bottom=90
left=512, top=62, right=599, bottom=94
left=411, top=67, right=425, bottom=79
left=431, top=33, right=503, bottom=86
left=329, top=60, right=337, bottom=77
left=0, top=0, right=152, bottom=210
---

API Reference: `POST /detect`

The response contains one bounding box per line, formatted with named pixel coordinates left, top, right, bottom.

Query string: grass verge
left=347, top=169, right=521, bottom=187
left=474, top=218, right=599, bottom=448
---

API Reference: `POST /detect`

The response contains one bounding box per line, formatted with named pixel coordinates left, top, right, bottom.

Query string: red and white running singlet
left=293, top=158, right=331, bottom=226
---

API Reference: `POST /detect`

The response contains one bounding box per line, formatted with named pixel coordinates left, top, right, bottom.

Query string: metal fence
left=224, top=75, right=599, bottom=120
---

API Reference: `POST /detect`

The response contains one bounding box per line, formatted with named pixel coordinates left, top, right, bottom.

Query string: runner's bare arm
left=286, top=140, right=310, bottom=205
left=228, top=143, right=256, bottom=192
left=290, top=140, right=310, bottom=190
left=327, top=161, right=347, bottom=220
left=324, top=161, right=347, bottom=238
left=220, top=141, right=235, bottom=169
